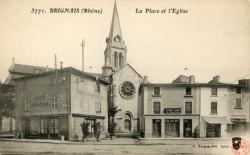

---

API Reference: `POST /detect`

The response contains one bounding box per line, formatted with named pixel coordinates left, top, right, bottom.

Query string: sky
left=0, top=0, right=250, bottom=83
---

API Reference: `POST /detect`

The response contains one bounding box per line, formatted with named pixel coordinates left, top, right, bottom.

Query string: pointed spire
left=108, top=1, right=126, bottom=48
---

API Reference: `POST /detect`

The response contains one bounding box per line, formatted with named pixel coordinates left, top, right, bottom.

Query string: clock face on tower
left=114, top=35, right=121, bottom=42
left=120, top=81, right=135, bottom=99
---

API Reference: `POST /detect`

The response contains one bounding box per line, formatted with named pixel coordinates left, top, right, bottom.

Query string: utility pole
left=81, top=39, right=85, bottom=80
left=54, top=54, right=58, bottom=84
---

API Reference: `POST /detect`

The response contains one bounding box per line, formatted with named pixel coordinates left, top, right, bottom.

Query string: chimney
left=60, top=62, right=63, bottom=69
left=143, top=76, right=148, bottom=83
left=54, top=54, right=57, bottom=69
left=189, top=75, right=195, bottom=83
left=213, top=75, right=220, bottom=83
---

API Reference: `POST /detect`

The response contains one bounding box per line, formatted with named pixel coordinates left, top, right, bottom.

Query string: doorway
left=206, top=124, right=221, bottom=137
left=124, top=113, right=131, bottom=131
left=152, top=119, right=161, bottom=137
left=183, top=119, right=192, bottom=137
left=23, top=118, right=30, bottom=138
left=165, top=119, right=180, bottom=137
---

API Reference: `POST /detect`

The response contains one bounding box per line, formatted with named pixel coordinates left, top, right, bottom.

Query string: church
left=101, top=2, right=144, bottom=135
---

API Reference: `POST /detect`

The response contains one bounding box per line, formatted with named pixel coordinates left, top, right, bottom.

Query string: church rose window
left=120, top=81, right=135, bottom=99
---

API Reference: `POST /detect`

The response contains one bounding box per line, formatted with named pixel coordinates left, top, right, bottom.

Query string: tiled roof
left=5, top=63, right=54, bottom=84
left=9, top=63, right=54, bottom=75
left=13, top=67, right=110, bottom=85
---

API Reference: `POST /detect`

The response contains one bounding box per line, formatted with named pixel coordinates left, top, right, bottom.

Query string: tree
left=108, top=106, right=121, bottom=139
left=0, top=84, right=15, bottom=133
left=80, top=121, right=90, bottom=142
left=93, top=122, right=101, bottom=141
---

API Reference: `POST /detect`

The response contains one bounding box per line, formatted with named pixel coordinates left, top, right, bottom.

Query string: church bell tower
left=102, top=1, right=127, bottom=80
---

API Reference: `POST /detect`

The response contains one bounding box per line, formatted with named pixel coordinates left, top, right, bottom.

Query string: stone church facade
left=102, top=2, right=143, bottom=134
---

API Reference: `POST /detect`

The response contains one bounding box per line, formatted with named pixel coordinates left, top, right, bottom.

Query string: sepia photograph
left=0, top=0, right=250, bottom=154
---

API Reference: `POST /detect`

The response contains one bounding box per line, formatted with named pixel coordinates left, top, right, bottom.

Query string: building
left=102, top=2, right=143, bottom=136
left=229, top=79, right=250, bottom=137
left=140, top=75, right=200, bottom=138
left=199, top=76, right=249, bottom=138
left=140, top=75, right=250, bottom=138
left=1, top=62, right=53, bottom=136
left=15, top=67, right=109, bottom=140
left=0, top=83, right=15, bottom=134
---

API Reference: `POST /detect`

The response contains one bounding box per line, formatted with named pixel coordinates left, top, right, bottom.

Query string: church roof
left=113, top=63, right=142, bottom=78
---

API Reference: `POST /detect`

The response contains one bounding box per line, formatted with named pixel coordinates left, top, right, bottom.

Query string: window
left=185, top=102, right=192, bottom=114
left=153, top=87, right=160, bottom=96
left=153, top=102, right=161, bottom=114
left=211, top=87, right=217, bottom=96
left=227, top=124, right=232, bottom=133
left=24, top=99, right=30, bottom=112
left=185, top=87, right=192, bottom=96
left=211, top=102, right=217, bottom=114
left=114, top=52, right=118, bottom=68
left=112, top=85, right=116, bottom=95
left=50, top=118, right=58, bottom=134
left=95, top=101, right=101, bottom=113
left=119, top=53, right=123, bottom=68
left=40, top=118, right=48, bottom=134
left=51, top=97, right=57, bottom=109
left=235, top=98, right=242, bottom=109
left=86, top=119, right=95, bottom=133
left=236, top=88, right=241, bottom=94
left=84, top=101, right=89, bottom=111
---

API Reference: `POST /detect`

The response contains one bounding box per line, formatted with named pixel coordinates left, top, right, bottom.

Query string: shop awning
left=202, top=116, right=227, bottom=124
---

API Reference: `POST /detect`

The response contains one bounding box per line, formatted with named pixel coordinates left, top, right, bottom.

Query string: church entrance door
left=124, top=113, right=131, bottom=131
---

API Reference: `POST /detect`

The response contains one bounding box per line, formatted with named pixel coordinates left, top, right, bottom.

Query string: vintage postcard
left=0, top=0, right=250, bottom=154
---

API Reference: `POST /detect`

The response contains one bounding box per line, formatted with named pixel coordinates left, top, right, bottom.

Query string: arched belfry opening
left=119, top=53, right=123, bottom=68
left=114, top=52, right=118, bottom=68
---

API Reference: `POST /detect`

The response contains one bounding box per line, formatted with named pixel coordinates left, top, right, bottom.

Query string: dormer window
left=236, top=88, right=241, bottom=94
left=34, top=69, right=42, bottom=74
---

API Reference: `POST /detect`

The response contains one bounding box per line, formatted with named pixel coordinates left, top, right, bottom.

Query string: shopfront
left=165, top=119, right=180, bottom=137
left=144, top=115, right=199, bottom=138
left=201, top=116, right=226, bottom=138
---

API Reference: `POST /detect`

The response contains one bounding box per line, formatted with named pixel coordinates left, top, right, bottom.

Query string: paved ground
left=0, top=138, right=244, bottom=155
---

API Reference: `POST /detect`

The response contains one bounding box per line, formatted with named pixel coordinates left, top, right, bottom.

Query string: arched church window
left=114, top=52, right=118, bottom=68
left=119, top=53, right=123, bottom=68
left=124, top=113, right=131, bottom=131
